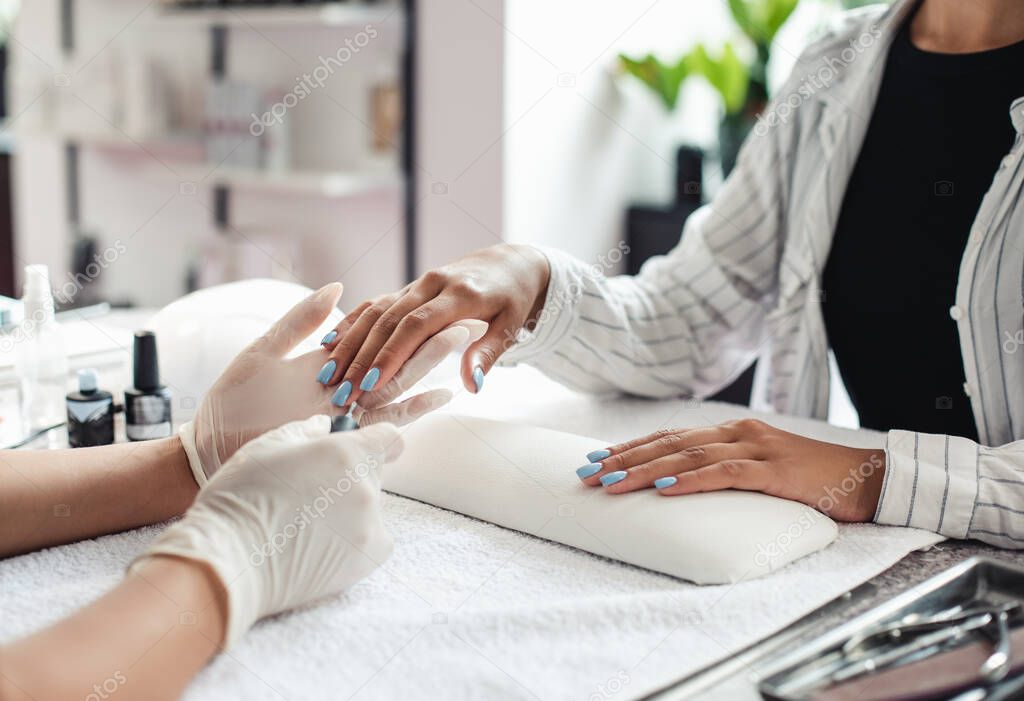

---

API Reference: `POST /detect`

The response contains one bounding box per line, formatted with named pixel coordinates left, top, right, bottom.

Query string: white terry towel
left=0, top=494, right=942, bottom=701
left=0, top=370, right=944, bottom=700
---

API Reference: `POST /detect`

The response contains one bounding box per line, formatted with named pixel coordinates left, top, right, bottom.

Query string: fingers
left=599, top=427, right=730, bottom=473
left=337, top=291, right=437, bottom=397
left=655, top=460, right=769, bottom=495
left=460, top=310, right=518, bottom=394
left=577, top=427, right=731, bottom=487
left=318, top=293, right=401, bottom=389
left=601, top=427, right=695, bottom=457
left=594, top=443, right=740, bottom=494
left=255, top=283, right=343, bottom=357
left=357, top=388, right=453, bottom=427
left=322, top=301, right=371, bottom=348
left=343, top=296, right=470, bottom=407
left=359, top=324, right=472, bottom=409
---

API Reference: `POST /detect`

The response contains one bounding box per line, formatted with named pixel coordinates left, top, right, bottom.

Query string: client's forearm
left=0, top=437, right=197, bottom=557
left=0, top=555, right=226, bottom=701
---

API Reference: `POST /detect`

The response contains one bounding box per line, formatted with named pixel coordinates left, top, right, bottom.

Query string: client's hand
left=577, top=419, right=886, bottom=521
left=317, top=244, right=550, bottom=407
left=181, top=283, right=477, bottom=487
left=135, top=416, right=400, bottom=648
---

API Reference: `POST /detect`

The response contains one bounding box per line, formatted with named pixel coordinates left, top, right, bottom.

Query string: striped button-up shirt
left=501, top=0, right=1024, bottom=547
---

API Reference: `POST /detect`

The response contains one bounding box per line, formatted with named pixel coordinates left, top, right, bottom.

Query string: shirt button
left=949, top=305, right=964, bottom=321
left=1002, top=154, right=1016, bottom=169
left=963, top=382, right=972, bottom=397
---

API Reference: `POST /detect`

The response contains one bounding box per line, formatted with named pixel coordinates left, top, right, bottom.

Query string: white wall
left=503, top=0, right=836, bottom=270
left=414, top=0, right=504, bottom=273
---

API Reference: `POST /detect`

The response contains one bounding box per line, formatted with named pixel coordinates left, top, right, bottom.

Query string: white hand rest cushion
left=384, top=414, right=838, bottom=584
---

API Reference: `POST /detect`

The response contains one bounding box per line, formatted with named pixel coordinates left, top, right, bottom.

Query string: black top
left=822, top=16, right=1024, bottom=440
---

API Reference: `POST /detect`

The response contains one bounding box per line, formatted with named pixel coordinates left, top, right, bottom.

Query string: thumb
left=252, top=283, right=343, bottom=357
left=461, top=311, right=517, bottom=394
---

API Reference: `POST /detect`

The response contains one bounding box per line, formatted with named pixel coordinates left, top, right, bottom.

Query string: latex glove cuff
left=178, top=420, right=210, bottom=489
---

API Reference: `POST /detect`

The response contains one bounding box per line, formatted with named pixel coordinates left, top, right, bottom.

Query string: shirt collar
left=815, top=0, right=917, bottom=110
left=816, top=1, right=1024, bottom=134
left=1012, top=97, right=1024, bottom=134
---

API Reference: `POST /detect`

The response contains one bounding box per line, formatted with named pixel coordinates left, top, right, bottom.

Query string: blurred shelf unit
left=11, top=126, right=400, bottom=198
left=7, top=0, right=416, bottom=303
left=176, top=164, right=401, bottom=197
left=155, top=2, right=402, bottom=28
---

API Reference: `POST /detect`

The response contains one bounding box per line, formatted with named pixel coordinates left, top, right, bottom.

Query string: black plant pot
left=625, top=146, right=703, bottom=275
left=717, top=112, right=752, bottom=177
left=624, top=145, right=756, bottom=406
left=0, top=44, right=7, bottom=120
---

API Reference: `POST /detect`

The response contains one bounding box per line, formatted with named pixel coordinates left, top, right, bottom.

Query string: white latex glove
left=179, top=282, right=485, bottom=487
left=136, top=416, right=401, bottom=648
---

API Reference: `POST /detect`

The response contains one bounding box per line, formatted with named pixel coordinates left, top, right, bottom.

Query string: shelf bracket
left=59, top=0, right=74, bottom=55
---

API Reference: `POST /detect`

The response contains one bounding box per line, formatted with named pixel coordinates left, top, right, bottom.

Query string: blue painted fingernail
left=472, top=366, right=485, bottom=393
left=360, top=367, right=381, bottom=391
left=331, top=381, right=352, bottom=407
left=654, top=476, right=677, bottom=489
left=600, top=471, right=627, bottom=486
left=586, top=449, right=611, bottom=462
left=576, top=463, right=602, bottom=479
left=316, top=360, right=336, bottom=384
left=321, top=330, right=337, bottom=345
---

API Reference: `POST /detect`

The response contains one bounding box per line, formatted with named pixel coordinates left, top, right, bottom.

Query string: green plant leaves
left=619, top=42, right=750, bottom=115
left=687, top=43, right=750, bottom=115
left=726, top=0, right=799, bottom=47
left=617, top=0, right=798, bottom=115
left=618, top=53, right=692, bottom=111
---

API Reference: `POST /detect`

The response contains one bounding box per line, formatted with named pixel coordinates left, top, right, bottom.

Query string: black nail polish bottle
left=125, top=331, right=173, bottom=441
left=66, top=368, right=115, bottom=447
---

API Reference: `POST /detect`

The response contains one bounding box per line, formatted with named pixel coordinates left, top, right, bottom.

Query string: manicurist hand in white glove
left=1, top=416, right=400, bottom=700
left=0, top=283, right=481, bottom=556
left=0, top=282, right=477, bottom=699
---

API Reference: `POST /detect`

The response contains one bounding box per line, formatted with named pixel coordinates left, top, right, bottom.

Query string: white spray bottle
left=16, top=265, right=69, bottom=446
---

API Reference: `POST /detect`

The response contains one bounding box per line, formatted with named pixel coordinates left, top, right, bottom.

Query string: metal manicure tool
left=330, top=410, right=359, bottom=433
left=755, top=558, right=1024, bottom=700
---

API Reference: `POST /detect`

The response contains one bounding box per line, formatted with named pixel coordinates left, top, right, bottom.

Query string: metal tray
left=757, top=557, right=1024, bottom=700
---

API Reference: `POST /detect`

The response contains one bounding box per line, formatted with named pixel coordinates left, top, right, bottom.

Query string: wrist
left=855, top=448, right=886, bottom=521
left=132, top=555, right=229, bottom=648
left=513, top=244, right=550, bottom=327
left=177, top=421, right=209, bottom=489
left=163, top=433, right=201, bottom=510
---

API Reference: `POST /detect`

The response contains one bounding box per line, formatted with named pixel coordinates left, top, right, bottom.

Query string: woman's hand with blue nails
left=578, top=419, right=886, bottom=522
left=319, top=244, right=550, bottom=406
left=347, top=320, right=489, bottom=428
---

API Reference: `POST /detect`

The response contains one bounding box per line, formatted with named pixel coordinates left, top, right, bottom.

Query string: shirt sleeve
left=499, top=110, right=794, bottom=398
left=875, top=430, right=1024, bottom=548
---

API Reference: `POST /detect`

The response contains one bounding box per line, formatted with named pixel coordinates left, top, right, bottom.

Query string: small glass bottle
left=67, top=368, right=115, bottom=448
